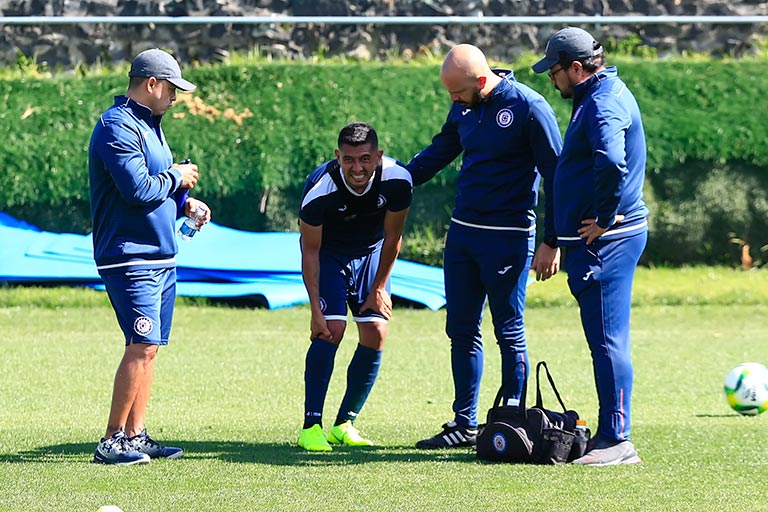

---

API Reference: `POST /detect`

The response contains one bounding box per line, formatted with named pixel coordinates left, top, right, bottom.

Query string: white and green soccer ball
left=723, top=362, right=768, bottom=416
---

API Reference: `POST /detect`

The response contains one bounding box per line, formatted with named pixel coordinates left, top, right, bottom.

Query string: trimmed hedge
left=1, top=59, right=767, bottom=265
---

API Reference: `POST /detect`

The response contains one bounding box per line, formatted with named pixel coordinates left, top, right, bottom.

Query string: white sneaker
left=572, top=439, right=642, bottom=466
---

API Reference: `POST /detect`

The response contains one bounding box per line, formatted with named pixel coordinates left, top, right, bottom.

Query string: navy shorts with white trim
left=101, top=267, right=176, bottom=345
left=318, top=243, right=388, bottom=323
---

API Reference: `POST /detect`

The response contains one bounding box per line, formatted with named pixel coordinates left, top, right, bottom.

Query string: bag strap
left=535, top=361, right=568, bottom=412
left=492, top=359, right=529, bottom=418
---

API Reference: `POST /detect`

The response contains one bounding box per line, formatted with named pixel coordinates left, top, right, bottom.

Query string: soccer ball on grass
left=723, top=362, right=768, bottom=416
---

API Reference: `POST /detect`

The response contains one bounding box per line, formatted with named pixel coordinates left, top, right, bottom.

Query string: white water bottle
left=178, top=205, right=207, bottom=241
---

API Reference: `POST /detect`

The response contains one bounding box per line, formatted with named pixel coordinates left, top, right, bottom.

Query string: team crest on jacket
left=377, top=195, right=387, bottom=208
left=133, top=316, right=154, bottom=336
left=496, top=108, right=514, bottom=128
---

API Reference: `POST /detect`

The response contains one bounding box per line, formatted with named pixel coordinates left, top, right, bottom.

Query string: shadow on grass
left=694, top=413, right=753, bottom=418
left=0, top=441, right=477, bottom=466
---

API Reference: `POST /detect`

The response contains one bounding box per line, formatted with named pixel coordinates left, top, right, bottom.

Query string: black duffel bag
left=476, top=361, right=590, bottom=465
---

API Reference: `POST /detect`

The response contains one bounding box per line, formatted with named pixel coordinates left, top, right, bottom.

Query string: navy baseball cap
left=532, top=27, right=604, bottom=74
left=129, top=49, right=196, bottom=91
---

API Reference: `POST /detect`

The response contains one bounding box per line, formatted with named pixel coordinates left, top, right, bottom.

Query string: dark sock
left=303, top=338, right=338, bottom=430
left=335, top=344, right=382, bottom=426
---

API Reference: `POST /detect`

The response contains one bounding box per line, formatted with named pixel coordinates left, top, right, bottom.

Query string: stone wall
left=1, top=0, right=767, bottom=68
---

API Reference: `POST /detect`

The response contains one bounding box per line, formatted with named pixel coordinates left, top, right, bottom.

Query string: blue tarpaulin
left=0, top=212, right=446, bottom=310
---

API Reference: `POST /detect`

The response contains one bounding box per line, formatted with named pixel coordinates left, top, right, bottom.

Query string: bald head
left=440, top=44, right=501, bottom=108
left=441, top=44, right=491, bottom=79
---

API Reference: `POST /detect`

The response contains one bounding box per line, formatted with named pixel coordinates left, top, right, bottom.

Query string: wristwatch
left=543, top=235, right=558, bottom=249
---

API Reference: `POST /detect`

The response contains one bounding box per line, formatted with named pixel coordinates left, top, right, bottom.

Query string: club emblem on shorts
left=133, top=316, right=154, bottom=336
left=492, top=432, right=507, bottom=453
left=377, top=195, right=386, bottom=208
left=496, top=108, right=514, bottom=128
left=319, top=297, right=327, bottom=313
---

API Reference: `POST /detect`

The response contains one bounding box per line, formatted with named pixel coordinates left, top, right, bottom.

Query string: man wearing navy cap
left=89, top=48, right=210, bottom=465
left=533, top=27, right=649, bottom=466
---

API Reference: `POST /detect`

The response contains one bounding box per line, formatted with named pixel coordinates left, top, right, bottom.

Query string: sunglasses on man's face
left=548, top=66, right=565, bottom=79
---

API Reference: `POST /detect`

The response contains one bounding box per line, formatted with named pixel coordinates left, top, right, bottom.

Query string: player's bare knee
left=358, top=321, right=387, bottom=350
left=125, top=341, right=159, bottom=360
left=327, top=321, right=347, bottom=344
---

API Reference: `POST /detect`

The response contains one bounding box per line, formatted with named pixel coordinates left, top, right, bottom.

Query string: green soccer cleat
left=298, top=424, right=332, bottom=452
left=327, top=421, right=374, bottom=447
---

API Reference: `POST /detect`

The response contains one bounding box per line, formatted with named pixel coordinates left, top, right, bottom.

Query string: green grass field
left=1, top=268, right=766, bottom=511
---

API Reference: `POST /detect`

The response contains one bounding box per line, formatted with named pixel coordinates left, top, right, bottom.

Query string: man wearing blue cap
left=532, top=27, right=649, bottom=466
left=89, top=48, right=210, bottom=465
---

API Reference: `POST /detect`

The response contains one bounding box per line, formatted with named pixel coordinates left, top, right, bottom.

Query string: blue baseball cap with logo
left=532, top=27, right=604, bottom=74
left=129, top=48, right=196, bottom=91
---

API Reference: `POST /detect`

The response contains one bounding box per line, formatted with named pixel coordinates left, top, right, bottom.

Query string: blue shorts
left=101, top=267, right=177, bottom=345
left=318, top=243, right=388, bottom=323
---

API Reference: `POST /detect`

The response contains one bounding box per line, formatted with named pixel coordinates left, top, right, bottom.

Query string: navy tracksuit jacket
left=558, top=66, right=649, bottom=442
left=89, top=96, right=188, bottom=274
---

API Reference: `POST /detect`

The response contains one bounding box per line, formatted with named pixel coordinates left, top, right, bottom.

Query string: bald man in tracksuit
left=408, top=44, right=562, bottom=449
left=533, top=27, right=649, bottom=466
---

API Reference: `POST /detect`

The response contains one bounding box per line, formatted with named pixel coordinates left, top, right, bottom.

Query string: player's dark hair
left=338, top=122, right=378, bottom=149
left=128, top=76, right=147, bottom=89
left=580, top=53, right=606, bottom=73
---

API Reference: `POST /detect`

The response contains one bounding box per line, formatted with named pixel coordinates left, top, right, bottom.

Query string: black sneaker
left=128, top=429, right=183, bottom=459
left=415, top=421, right=478, bottom=449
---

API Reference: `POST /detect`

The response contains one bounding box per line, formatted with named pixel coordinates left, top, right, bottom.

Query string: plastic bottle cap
left=576, top=419, right=587, bottom=426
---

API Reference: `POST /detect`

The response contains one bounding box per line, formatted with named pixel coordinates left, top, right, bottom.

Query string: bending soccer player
left=297, top=122, right=413, bottom=451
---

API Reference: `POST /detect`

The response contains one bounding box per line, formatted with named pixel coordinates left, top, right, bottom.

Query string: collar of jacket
left=572, top=66, right=618, bottom=103
left=114, top=95, right=163, bottom=126
left=487, top=68, right=516, bottom=101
